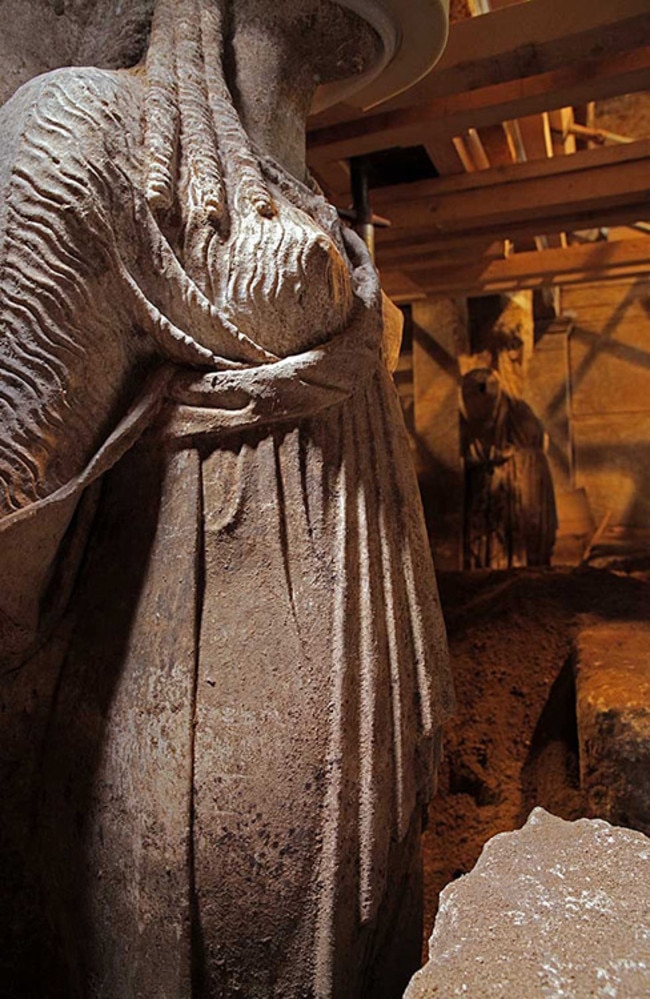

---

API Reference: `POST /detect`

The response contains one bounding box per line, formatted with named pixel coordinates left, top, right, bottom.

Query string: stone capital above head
left=313, top=0, right=450, bottom=112
left=0, top=0, right=449, bottom=118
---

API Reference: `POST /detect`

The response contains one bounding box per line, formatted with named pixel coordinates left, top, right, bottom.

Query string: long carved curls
left=143, top=0, right=276, bottom=260
left=143, top=0, right=179, bottom=213
left=199, top=0, right=276, bottom=220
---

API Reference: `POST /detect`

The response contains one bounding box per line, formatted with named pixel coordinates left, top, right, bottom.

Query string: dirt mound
left=423, top=566, right=650, bottom=950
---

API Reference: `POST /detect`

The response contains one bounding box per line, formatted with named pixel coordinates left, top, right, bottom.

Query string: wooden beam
left=380, top=238, right=650, bottom=298
left=309, top=156, right=350, bottom=198
left=310, top=0, right=650, bottom=128
left=423, top=136, right=466, bottom=176
left=368, top=140, right=650, bottom=241
left=410, top=0, right=650, bottom=106
left=379, top=240, right=511, bottom=271
left=517, top=113, right=554, bottom=162
left=377, top=139, right=650, bottom=201
left=566, top=122, right=635, bottom=145
left=380, top=271, right=428, bottom=303
left=378, top=205, right=647, bottom=256
left=307, top=46, right=650, bottom=162
left=549, top=108, right=577, bottom=155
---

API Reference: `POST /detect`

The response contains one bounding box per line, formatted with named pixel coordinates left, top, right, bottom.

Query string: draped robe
left=0, top=66, right=453, bottom=998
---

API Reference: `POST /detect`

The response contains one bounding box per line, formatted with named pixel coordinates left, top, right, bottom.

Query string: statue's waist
left=160, top=334, right=382, bottom=442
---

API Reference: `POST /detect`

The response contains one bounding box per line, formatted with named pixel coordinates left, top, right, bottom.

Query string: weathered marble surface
left=0, top=1, right=452, bottom=996
left=406, top=808, right=650, bottom=998
left=0, top=0, right=153, bottom=107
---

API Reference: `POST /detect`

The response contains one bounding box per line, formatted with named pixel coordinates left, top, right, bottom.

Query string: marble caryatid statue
left=461, top=365, right=558, bottom=570
left=0, top=1, right=453, bottom=995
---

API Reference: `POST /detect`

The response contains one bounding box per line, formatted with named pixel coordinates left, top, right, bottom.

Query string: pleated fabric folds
left=0, top=63, right=453, bottom=998
left=184, top=364, right=452, bottom=998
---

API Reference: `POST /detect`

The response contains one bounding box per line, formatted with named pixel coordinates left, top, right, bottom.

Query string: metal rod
left=350, top=156, right=376, bottom=261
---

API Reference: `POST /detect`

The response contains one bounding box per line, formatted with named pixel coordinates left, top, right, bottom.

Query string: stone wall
left=528, top=277, right=650, bottom=532
left=563, top=278, right=650, bottom=528
left=412, top=296, right=469, bottom=571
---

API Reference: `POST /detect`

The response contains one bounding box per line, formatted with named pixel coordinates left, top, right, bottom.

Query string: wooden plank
left=380, top=239, right=510, bottom=271
left=562, top=278, right=650, bottom=309
left=423, top=136, right=466, bottom=176
left=368, top=140, right=650, bottom=236
left=310, top=0, right=650, bottom=129
left=381, top=238, right=650, bottom=298
left=568, top=122, right=635, bottom=145
left=465, top=128, right=491, bottom=169
left=373, top=139, right=650, bottom=201
left=385, top=205, right=649, bottom=255
left=307, top=47, right=650, bottom=161
left=379, top=270, right=428, bottom=303
left=549, top=108, right=577, bottom=155
left=451, top=137, right=477, bottom=173
left=502, top=120, right=526, bottom=164
left=517, top=113, right=554, bottom=161
left=309, top=156, right=350, bottom=197
left=379, top=163, right=648, bottom=233
left=422, top=0, right=650, bottom=104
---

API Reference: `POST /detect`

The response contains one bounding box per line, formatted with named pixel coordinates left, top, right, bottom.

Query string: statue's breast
left=206, top=190, right=355, bottom=358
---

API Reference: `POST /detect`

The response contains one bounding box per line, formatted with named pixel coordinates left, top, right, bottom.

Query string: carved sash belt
left=0, top=320, right=381, bottom=666
left=0, top=317, right=381, bottom=543
left=163, top=327, right=382, bottom=442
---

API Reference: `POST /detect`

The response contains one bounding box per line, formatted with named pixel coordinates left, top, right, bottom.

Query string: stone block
left=562, top=279, right=650, bottom=528
left=565, top=280, right=650, bottom=419
left=405, top=808, right=650, bottom=998
left=412, top=296, right=469, bottom=571
left=572, top=412, right=650, bottom=527
left=575, top=621, right=650, bottom=835
left=525, top=327, right=572, bottom=493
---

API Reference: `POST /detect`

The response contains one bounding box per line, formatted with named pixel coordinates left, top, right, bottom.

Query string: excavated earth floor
left=422, top=562, right=650, bottom=954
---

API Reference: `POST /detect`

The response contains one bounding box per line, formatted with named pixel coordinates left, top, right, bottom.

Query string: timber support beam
left=370, top=140, right=650, bottom=247
left=381, top=238, right=650, bottom=300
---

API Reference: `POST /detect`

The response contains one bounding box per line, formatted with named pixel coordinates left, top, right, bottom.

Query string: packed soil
left=421, top=565, right=650, bottom=952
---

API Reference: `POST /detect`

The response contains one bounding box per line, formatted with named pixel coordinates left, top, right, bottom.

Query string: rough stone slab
left=405, top=808, right=650, bottom=998
left=575, top=621, right=650, bottom=835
